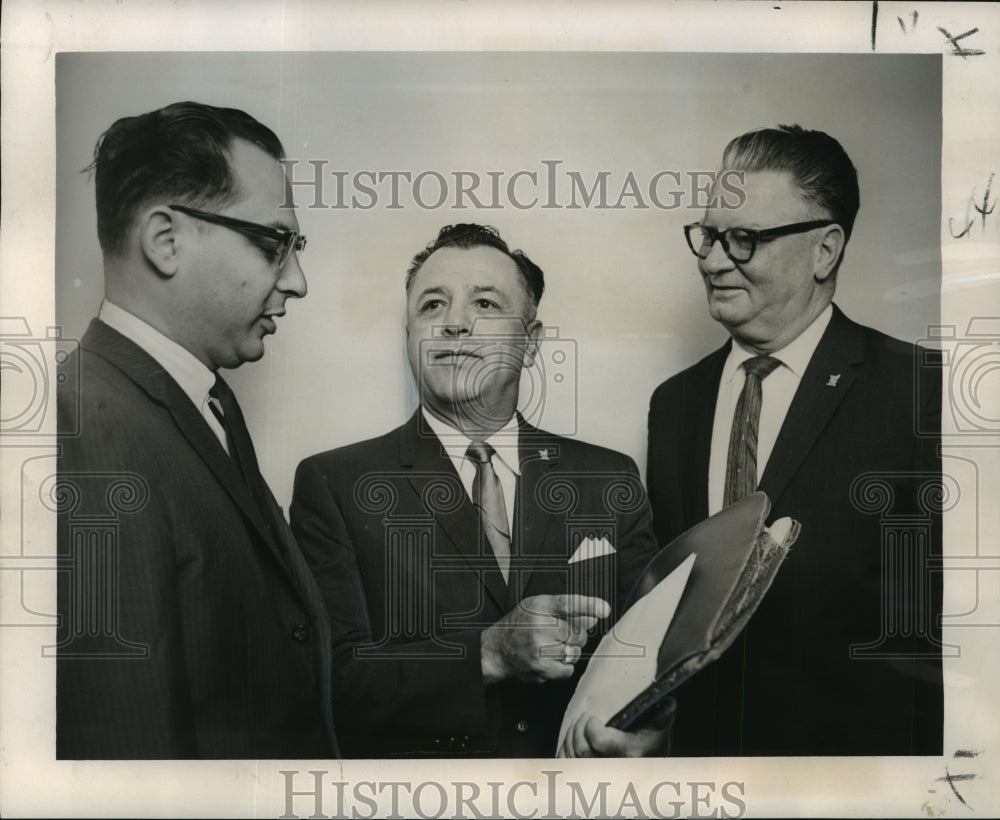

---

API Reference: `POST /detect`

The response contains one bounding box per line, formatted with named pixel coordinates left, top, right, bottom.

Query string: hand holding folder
left=557, top=492, right=799, bottom=751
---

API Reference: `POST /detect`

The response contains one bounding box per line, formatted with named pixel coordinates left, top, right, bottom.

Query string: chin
left=233, top=342, right=267, bottom=367
left=707, top=304, right=736, bottom=326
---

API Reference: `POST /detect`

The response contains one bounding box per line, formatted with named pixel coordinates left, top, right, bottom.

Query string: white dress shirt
left=707, top=305, right=832, bottom=515
left=99, top=300, right=228, bottom=452
left=421, top=407, right=520, bottom=535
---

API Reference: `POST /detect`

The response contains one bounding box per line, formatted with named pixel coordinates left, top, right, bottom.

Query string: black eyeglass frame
left=169, top=204, right=307, bottom=269
left=684, top=219, right=837, bottom=264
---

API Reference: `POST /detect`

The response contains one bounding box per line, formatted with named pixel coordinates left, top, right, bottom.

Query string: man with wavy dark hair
left=56, top=101, right=338, bottom=759
left=292, top=223, right=667, bottom=757
left=647, top=125, right=943, bottom=755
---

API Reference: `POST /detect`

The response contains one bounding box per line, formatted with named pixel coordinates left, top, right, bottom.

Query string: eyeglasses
left=684, top=220, right=836, bottom=264
left=169, top=204, right=306, bottom=269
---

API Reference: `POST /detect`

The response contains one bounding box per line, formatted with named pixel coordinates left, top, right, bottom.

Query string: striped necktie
left=465, top=441, right=512, bottom=583
left=208, top=375, right=276, bottom=536
left=723, top=355, right=781, bottom=508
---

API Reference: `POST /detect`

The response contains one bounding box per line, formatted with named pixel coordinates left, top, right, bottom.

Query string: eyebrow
left=703, top=221, right=764, bottom=231
left=414, top=285, right=451, bottom=301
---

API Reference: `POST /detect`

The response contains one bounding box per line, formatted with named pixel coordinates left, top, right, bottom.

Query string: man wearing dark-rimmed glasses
left=56, top=101, right=339, bottom=759
left=646, top=125, right=943, bottom=756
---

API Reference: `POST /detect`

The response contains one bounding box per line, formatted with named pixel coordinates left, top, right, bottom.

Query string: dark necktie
left=465, top=442, right=512, bottom=583
left=723, top=355, right=781, bottom=508
left=208, top=375, right=275, bottom=535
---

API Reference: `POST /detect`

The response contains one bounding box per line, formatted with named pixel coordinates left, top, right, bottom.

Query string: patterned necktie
left=208, top=375, right=275, bottom=535
left=723, top=355, right=782, bottom=508
left=465, top=442, right=512, bottom=583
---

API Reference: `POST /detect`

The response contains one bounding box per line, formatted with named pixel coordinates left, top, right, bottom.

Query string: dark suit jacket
left=56, top=319, right=338, bottom=759
left=647, top=305, right=943, bottom=756
left=291, top=411, right=659, bottom=757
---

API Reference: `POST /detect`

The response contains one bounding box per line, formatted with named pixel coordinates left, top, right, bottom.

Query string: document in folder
left=558, top=492, right=799, bottom=744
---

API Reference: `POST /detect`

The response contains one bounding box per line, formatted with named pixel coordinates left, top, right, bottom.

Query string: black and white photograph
left=1, top=1, right=998, bottom=817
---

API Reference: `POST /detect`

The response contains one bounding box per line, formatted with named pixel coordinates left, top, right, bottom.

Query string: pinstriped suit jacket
left=56, top=319, right=338, bottom=759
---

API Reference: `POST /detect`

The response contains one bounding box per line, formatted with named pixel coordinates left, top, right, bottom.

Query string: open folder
left=558, top=492, right=800, bottom=744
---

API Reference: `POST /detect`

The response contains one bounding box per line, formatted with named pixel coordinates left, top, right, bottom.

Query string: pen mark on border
left=949, top=173, right=996, bottom=239
left=937, top=26, right=986, bottom=58
left=939, top=767, right=976, bottom=810
left=871, top=1, right=985, bottom=57
left=898, top=11, right=918, bottom=34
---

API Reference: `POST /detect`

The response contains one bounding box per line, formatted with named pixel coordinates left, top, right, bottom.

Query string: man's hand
left=481, top=594, right=610, bottom=685
left=558, top=698, right=677, bottom=758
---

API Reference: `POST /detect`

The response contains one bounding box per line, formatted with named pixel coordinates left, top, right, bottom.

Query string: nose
left=277, top=251, right=308, bottom=299
left=699, top=236, right=736, bottom=276
left=439, top=302, right=471, bottom=336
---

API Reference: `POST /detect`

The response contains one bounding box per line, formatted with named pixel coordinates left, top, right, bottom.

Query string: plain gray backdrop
left=56, top=51, right=942, bottom=508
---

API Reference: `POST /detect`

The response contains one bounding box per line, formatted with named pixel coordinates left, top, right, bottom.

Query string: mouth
left=259, top=315, right=280, bottom=334
left=707, top=282, right=745, bottom=298
left=429, top=348, right=483, bottom=362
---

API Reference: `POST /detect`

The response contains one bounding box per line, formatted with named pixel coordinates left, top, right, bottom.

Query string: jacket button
left=515, top=719, right=529, bottom=734
left=291, top=624, right=310, bottom=642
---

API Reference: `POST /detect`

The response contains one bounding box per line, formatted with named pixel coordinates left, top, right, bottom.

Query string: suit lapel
left=82, top=320, right=337, bottom=749
left=400, top=412, right=508, bottom=611
left=81, top=321, right=294, bottom=580
left=686, top=342, right=730, bottom=525
left=759, top=306, right=863, bottom=507
left=508, top=423, right=560, bottom=607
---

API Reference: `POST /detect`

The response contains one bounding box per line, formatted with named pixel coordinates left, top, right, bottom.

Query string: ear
left=139, top=206, right=183, bottom=277
left=813, top=223, right=845, bottom=282
left=521, top=318, right=544, bottom=367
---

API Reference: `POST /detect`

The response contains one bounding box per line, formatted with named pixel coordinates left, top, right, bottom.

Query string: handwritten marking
left=950, top=173, right=996, bottom=239
left=940, top=767, right=973, bottom=809
left=871, top=2, right=986, bottom=58
left=871, top=0, right=878, bottom=51
left=937, top=26, right=986, bottom=58
left=953, top=749, right=980, bottom=758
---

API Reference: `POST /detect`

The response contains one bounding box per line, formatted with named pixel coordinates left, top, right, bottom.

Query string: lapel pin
left=538, top=449, right=550, bottom=461
left=826, top=374, right=841, bottom=387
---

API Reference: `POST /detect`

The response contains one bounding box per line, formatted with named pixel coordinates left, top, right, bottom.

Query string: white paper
left=557, top=553, right=696, bottom=750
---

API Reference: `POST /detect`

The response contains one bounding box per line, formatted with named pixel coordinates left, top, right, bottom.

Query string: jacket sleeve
left=56, top=398, right=193, bottom=758
left=610, top=454, right=662, bottom=613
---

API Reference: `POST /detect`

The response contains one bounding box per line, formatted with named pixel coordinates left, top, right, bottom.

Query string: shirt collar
left=99, top=299, right=216, bottom=410
left=420, top=406, right=522, bottom=476
left=722, top=304, right=833, bottom=383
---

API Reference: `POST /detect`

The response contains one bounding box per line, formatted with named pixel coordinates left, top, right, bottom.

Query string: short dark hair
left=405, top=224, right=545, bottom=312
left=722, top=124, right=860, bottom=243
left=90, top=101, right=285, bottom=257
